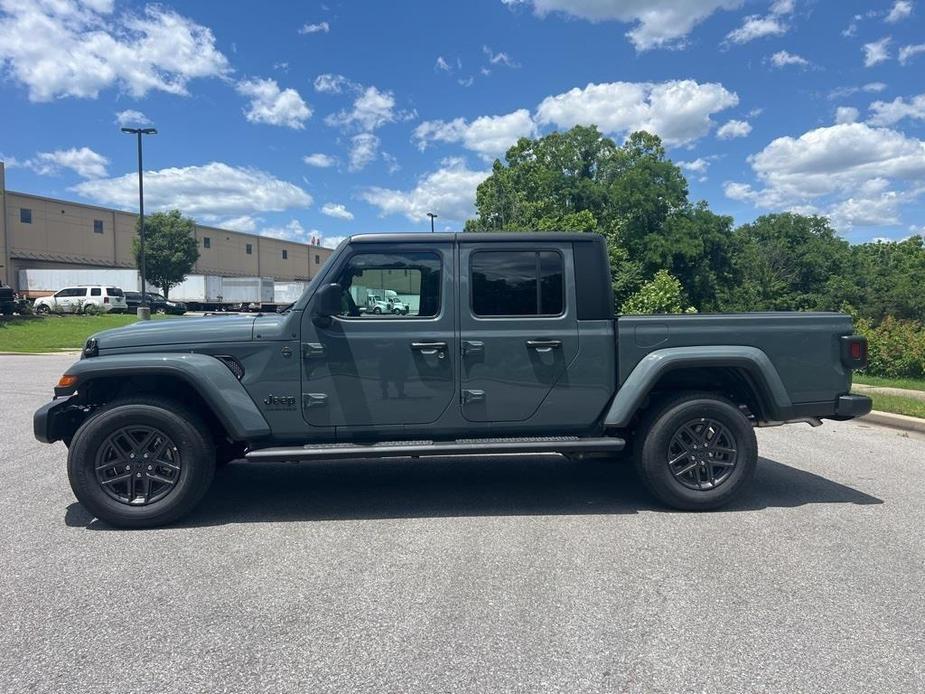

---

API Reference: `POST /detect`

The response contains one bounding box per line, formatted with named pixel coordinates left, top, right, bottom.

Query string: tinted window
left=90, top=288, right=101, bottom=296
left=93, top=219, right=103, bottom=234
left=20, top=208, right=32, bottom=224
left=124, top=292, right=140, bottom=301
left=203, top=236, right=211, bottom=248
left=246, top=243, right=252, bottom=255
left=335, top=251, right=442, bottom=318
left=107, top=287, right=123, bottom=297
left=471, top=250, right=563, bottom=317
left=282, top=249, right=288, bottom=259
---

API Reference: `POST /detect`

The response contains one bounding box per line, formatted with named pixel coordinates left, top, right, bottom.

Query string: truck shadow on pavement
left=65, top=454, right=883, bottom=529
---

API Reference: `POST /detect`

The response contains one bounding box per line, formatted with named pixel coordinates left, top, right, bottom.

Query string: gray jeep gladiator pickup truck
left=34, top=233, right=872, bottom=527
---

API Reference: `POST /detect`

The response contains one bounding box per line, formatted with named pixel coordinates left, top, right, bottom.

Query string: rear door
left=458, top=242, right=578, bottom=422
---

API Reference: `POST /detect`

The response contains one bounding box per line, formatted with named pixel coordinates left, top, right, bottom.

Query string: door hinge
left=462, top=389, right=485, bottom=404
left=303, top=393, right=329, bottom=409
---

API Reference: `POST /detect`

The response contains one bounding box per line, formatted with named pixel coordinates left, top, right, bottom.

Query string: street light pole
left=427, top=212, right=438, bottom=233
left=121, top=127, right=157, bottom=320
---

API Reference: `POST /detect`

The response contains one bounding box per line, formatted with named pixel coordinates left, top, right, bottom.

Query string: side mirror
left=312, top=283, right=343, bottom=326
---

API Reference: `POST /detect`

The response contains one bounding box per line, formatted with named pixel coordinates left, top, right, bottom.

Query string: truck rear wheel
left=633, top=392, right=757, bottom=511
left=67, top=397, right=216, bottom=528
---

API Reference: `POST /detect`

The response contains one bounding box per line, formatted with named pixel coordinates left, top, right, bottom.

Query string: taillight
left=841, top=335, right=868, bottom=370
left=103, top=296, right=109, bottom=303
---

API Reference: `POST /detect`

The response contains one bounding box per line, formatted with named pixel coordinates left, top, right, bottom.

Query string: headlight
left=82, top=337, right=99, bottom=359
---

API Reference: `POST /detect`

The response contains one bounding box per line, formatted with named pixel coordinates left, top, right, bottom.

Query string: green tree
left=465, top=126, right=736, bottom=310
left=720, top=213, right=853, bottom=312
left=850, top=236, right=925, bottom=322
left=133, top=210, right=199, bottom=299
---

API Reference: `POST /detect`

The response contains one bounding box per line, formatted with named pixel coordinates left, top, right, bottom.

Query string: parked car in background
left=33, top=286, right=127, bottom=314
left=123, top=292, right=187, bottom=315
left=0, top=282, right=16, bottom=316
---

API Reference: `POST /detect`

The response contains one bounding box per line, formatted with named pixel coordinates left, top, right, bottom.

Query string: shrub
left=856, top=316, right=925, bottom=379
left=619, top=270, right=697, bottom=315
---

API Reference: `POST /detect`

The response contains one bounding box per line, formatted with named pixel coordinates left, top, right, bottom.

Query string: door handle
left=526, top=339, right=562, bottom=352
left=410, top=341, right=447, bottom=357
left=462, top=340, right=484, bottom=356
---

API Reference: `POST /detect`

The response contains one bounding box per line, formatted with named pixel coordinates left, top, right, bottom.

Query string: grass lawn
left=0, top=314, right=178, bottom=353
left=853, top=373, right=925, bottom=393
left=857, top=391, right=925, bottom=419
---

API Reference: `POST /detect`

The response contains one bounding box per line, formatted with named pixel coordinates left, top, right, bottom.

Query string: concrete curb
left=860, top=410, right=925, bottom=434
left=853, top=382, right=925, bottom=403
left=0, top=351, right=81, bottom=357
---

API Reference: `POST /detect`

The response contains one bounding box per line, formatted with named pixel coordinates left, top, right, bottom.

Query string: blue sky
left=1, top=0, right=923, bottom=247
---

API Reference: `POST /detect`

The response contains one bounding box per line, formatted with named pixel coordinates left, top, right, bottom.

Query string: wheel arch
left=53, top=353, right=271, bottom=444
left=604, top=346, right=793, bottom=429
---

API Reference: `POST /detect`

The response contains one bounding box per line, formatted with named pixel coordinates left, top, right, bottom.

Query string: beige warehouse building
left=0, top=162, right=332, bottom=292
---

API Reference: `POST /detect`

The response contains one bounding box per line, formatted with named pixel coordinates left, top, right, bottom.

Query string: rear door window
left=106, top=287, right=123, bottom=297
left=470, top=250, right=564, bottom=317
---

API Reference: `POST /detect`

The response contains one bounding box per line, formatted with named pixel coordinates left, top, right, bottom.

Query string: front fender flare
left=59, top=353, right=271, bottom=440
left=604, top=346, right=792, bottom=428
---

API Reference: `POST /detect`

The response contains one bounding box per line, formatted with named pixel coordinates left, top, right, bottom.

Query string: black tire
left=67, top=396, right=216, bottom=528
left=633, top=392, right=757, bottom=511
left=372, top=306, right=381, bottom=314
left=36, top=304, right=50, bottom=314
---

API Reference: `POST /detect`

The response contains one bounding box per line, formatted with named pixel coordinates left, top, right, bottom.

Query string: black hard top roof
left=349, top=232, right=604, bottom=244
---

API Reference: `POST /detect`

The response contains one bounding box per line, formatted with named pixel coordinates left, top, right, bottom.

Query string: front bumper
left=33, top=397, right=84, bottom=444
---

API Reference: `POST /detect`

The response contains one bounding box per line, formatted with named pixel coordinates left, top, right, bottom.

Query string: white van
left=33, top=286, right=128, bottom=314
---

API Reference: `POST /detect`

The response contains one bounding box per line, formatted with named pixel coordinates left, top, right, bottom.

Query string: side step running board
left=245, top=436, right=625, bottom=462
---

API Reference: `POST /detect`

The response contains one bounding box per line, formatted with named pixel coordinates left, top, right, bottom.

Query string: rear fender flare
left=604, top=346, right=792, bottom=428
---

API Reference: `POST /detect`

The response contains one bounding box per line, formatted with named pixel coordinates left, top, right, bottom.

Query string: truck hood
left=93, top=315, right=258, bottom=351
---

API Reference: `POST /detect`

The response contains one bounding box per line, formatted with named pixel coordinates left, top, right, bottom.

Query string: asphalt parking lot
left=1, top=354, right=923, bottom=694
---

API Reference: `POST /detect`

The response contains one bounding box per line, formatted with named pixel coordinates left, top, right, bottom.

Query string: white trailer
left=168, top=275, right=224, bottom=308
left=273, top=281, right=309, bottom=305
left=18, top=268, right=142, bottom=297
left=221, top=277, right=274, bottom=306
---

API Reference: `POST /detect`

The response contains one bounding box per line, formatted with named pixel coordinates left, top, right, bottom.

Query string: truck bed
left=617, top=312, right=855, bottom=405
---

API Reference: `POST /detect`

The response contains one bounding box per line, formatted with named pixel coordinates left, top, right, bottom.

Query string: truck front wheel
left=67, top=397, right=216, bottom=528
left=633, top=392, right=757, bottom=511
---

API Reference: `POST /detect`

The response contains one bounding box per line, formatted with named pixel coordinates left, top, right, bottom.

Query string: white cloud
left=236, top=78, right=312, bottom=129
left=299, top=21, right=330, bottom=34
left=325, top=86, right=400, bottom=131
left=321, top=235, right=348, bottom=249
left=219, top=215, right=259, bottom=233
left=864, top=37, right=892, bottom=67
left=414, top=109, right=536, bottom=160
left=303, top=153, right=336, bottom=168
left=114, top=109, right=152, bottom=127
left=260, top=219, right=310, bottom=242
left=885, top=1, right=913, bottom=23
left=313, top=73, right=357, bottom=93
left=482, top=45, right=519, bottom=67
left=435, top=56, right=451, bottom=71
left=899, top=43, right=925, bottom=65
left=828, top=82, right=887, bottom=99
left=868, top=93, right=925, bottom=126
left=770, top=50, right=809, bottom=67
left=502, top=0, right=742, bottom=51
left=834, top=106, right=859, bottom=124
left=536, top=79, right=738, bottom=146
left=321, top=203, right=354, bottom=220
left=349, top=133, right=380, bottom=171
left=29, top=147, right=109, bottom=179
left=727, top=16, right=786, bottom=43
left=716, top=119, right=752, bottom=139
left=360, top=157, right=490, bottom=222
left=0, top=1, right=229, bottom=102
left=72, top=162, right=312, bottom=219
left=677, top=156, right=718, bottom=181
left=726, top=0, right=794, bottom=44
left=724, top=123, right=925, bottom=228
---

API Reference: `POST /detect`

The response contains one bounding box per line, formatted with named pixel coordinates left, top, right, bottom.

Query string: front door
left=300, top=243, right=456, bottom=432
left=458, top=243, right=578, bottom=422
